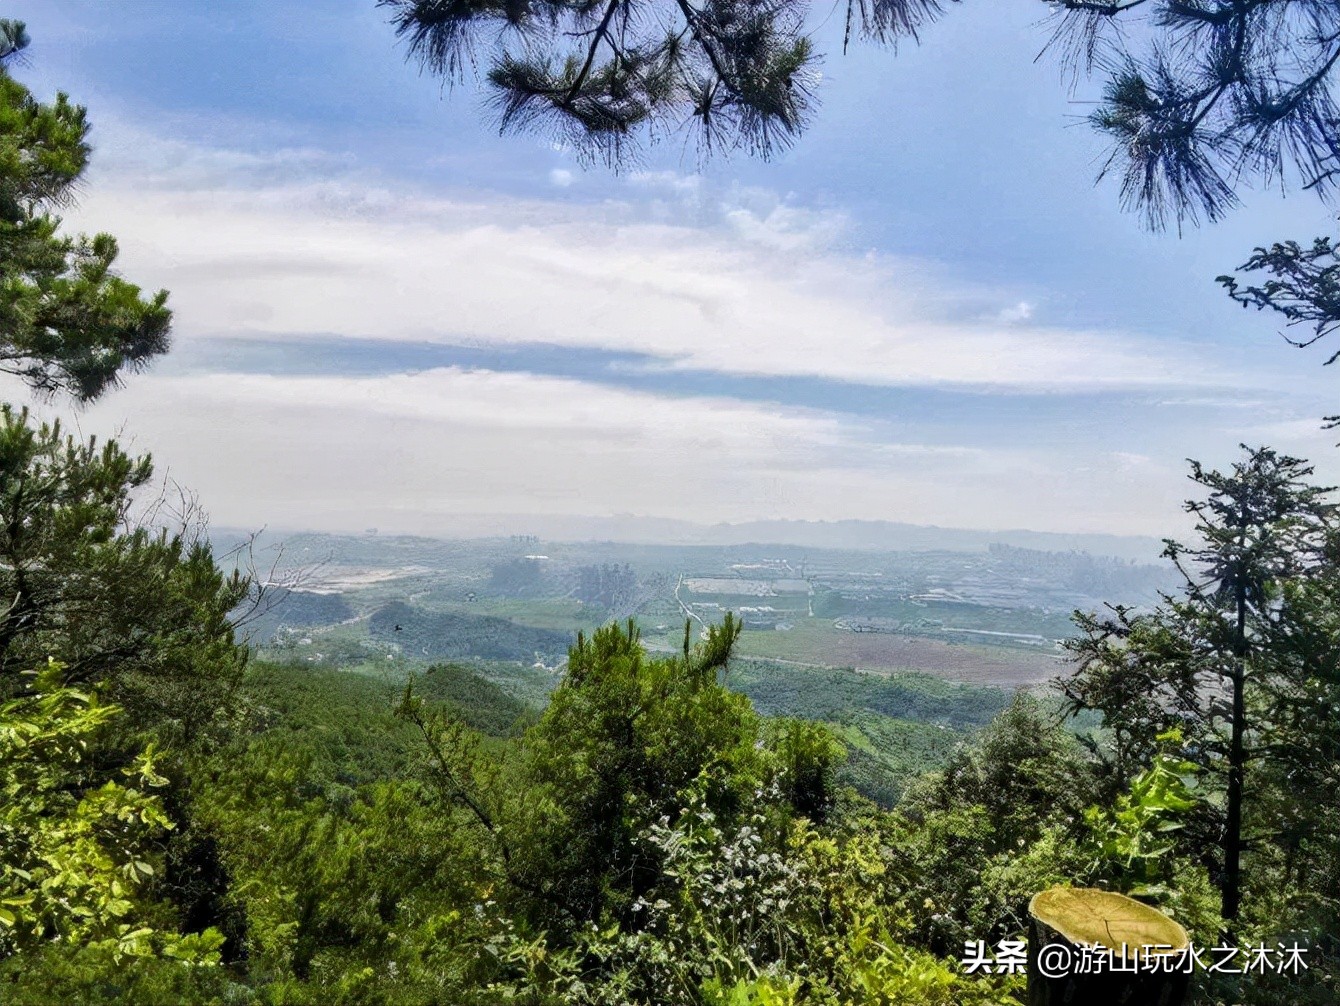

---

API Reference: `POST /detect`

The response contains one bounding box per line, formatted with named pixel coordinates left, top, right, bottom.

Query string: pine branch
left=564, top=0, right=626, bottom=105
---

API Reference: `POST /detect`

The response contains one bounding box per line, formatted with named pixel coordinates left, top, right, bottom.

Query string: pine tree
left=0, top=21, right=171, bottom=401
left=382, top=1, right=1339, bottom=222
left=1220, top=235, right=1340, bottom=371
left=0, top=406, right=249, bottom=743
left=379, top=0, right=956, bottom=166
left=1063, top=446, right=1336, bottom=925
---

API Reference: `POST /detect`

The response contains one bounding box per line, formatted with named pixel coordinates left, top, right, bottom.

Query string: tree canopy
left=1060, top=0, right=1340, bottom=231
left=1063, top=446, right=1340, bottom=925
left=383, top=1, right=1340, bottom=223
left=0, top=20, right=171, bottom=402
left=0, top=406, right=250, bottom=743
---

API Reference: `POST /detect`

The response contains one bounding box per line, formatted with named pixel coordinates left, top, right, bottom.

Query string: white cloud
left=60, top=115, right=1258, bottom=394
left=721, top=201, right=846, bottom=251
left=30, top=121, right=1288, bottom=537
left=66, top=171, right=1238, bottom=394
left=89, top=120, right=351, bottom=191
left=995, top=300, right=1034, bottom=325
left=627, top=169, right=703, bottom=196
left=1109, top=451, right=1152, bottom=469
left=35, top=367, right=1185, bottom=536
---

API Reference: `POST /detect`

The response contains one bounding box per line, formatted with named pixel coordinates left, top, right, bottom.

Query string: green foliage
left=0, top=35, right=170, bottom=400
left=766, top=717, right=845, bottom=822
left=629, top=794, right=1022, bottom=1006
left=1076, top=727, right=1224, bottom=948
left=167, top=657, right=536, bottom=1004
left=382, top=0, right=821, bottom=166
left=1220, top=236, right=1340, bottom=367
left=1082, top=728, right=1200, bottom=901
left=0, top=662, right=168, bottom=954
left=730, top=658, right=1008, bottom=728
left=890, top=693, right=1095, bottom=951
left=475, top=776, right=1023, bottom=1006
left=10, top=479, right=1336, bottom=1006
left=0, top=406, right=249, bottom=742
left=1250, top=557, right=1340, bottom=935
left=377, top=614, right=1033, bottom=1005
left=912, top=693, right=1094, bottom=847
left=1072, top=1, right=1340, bottom=230
left=826, top=712, right=963, bottom=807
left=233, top=661, right=419, bottom=787
left=194, top=768, right=477, bottom=995
left=724, top=658, right=1004, bottom=806
left=494, top=617, right=776, bottom=930
left=369, top=599, right=571, bottom=663
left=0, top=937, right=240, bottom=1006
left=415, top=662, right=534, bottom=736
left=0, top=660, right=226, bottom=999
left=1064, top=447, right=1337, bottom=923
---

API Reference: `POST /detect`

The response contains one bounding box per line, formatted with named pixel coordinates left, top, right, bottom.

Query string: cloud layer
left=70, top=127, right=1242, bottom=395
left=40, top=366, right=1189, bottom=536
left=24, top=121, right=1323, bottom=539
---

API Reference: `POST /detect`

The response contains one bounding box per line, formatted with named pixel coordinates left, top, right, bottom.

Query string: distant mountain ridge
left=643, top=517, right=1166, bottom=562
left=215, top=515, right=1168, bottom=562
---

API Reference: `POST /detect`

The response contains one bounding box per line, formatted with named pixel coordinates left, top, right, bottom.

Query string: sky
left=9, top=0, right=1340, bottom=539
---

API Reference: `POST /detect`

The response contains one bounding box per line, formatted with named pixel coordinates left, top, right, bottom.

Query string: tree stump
left=1027, top=887, right=1191, bottom=1006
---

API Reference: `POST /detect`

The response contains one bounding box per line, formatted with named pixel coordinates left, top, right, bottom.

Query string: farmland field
left=729, top=619, right=1066, bottom=685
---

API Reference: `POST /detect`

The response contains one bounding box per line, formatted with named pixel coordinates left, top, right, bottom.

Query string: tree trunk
left=1223, top=582, right=1247, bottom=925
left=1027, top=887, right=1191, bottom=1006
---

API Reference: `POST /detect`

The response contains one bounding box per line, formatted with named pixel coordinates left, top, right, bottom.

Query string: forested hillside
left=7, top=405, right=1340, bottom=1003
left=5, top=9, right=1340, bottom=1006
left=368, top=601, right=572, bottom=664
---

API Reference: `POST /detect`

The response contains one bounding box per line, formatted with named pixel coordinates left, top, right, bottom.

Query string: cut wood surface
left=1027, top=887, right=1192, bottom=1006
left=1030, top=887, right=1189, bottom=955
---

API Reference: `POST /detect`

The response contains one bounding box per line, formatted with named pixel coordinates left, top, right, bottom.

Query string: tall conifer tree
left=0, top=20, right=171, bottom=401
left=1065, top=447, right=1336, bottom=924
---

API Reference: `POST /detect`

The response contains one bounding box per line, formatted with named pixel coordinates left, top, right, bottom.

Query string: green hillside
left=369, top=600, right=573, bottom=663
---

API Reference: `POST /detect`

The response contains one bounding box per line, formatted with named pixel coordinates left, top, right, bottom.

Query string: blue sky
left=11, top=0, right=1340, bottom=538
